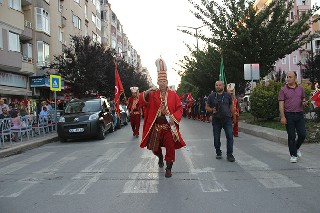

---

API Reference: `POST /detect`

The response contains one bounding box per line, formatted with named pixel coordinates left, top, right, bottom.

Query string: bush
left=250, top=81, right=283, bottom=120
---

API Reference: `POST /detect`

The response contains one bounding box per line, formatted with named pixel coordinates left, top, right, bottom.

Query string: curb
left=238, top=121, right=287, bottom=145
left=0, top=135, right=59, bottom=158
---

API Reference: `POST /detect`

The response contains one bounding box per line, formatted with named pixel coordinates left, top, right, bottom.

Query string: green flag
left=219, top=57, right=227, bottom=85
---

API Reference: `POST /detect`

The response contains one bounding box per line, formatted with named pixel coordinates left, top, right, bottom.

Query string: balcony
left=297, top=4, right=310, bottom=11
left=21, top=57, right=35, bottom=75
left=61, top=16, right=67, bottom=28
left=0, top=50, right=22, bottom=72
left=21, top=0, right=32, bottom=6
left=21, top=20, right=33, bottom=41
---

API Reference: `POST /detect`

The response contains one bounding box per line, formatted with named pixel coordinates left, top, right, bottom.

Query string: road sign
left=50, top=75, right=61, bottom=91
left=244, top=64, right=260, bottom=81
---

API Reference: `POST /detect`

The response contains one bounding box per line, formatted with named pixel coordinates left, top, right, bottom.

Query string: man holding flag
left=113, top=60, right=124, bottom=130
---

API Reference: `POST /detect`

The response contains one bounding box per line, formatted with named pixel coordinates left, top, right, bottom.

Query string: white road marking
left=0, top=152, right=54, bottom=175
left=0, top=151, right=86, bottom=198
left=234, top=147, right=301, bottom=188
left=123, top=150, right=159, bottom=193
left=54, top=148, right=125, bottom=196
left=181, top=147, right=228, bottom=192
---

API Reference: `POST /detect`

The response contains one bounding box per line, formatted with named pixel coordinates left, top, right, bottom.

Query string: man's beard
left=216, top=88, right=223, bottom=93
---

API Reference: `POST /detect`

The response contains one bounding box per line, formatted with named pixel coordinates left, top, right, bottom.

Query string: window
left=9, top=0, right=21, bottom=11
left=85, top=5, right=88, bottom=19
left=74, top=0, right=80, bottom=4
left=92, top=0, right=96, bottom=6
left=96, top=17, right=101, bottom=30
left=59, top=28, right=63, bottom=42
left=293, top=56, right=297, bottom=64
left=37, top=41, right=50, bottom=66
left=97, top=35, right=101, bottom=44
left=72, top=15, right=81, bottom=29
left=92, top=32, right=97, bottom=42
left=0, top=28, right=2, bottom=49
left=92, top=13, right=96, bottom=25
left=0, top=0, right=3, bottom=4
left=111, top=39, right=116, bottom=49
left=282, top=57, right=286, bottom=64
left=290, top=12, right=294, bottom=20
left=22, top=43, right=32, bottom=60
left=36, top=8, right=50, bottom=34
left=8, top=31, right=20, bottom=52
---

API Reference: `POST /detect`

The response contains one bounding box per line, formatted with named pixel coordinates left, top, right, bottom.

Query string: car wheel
left=108, top=123, right=114, bottom=133
left=124, top=117, right=128, bottom=125
left=97, top=123, right=106, bottom=140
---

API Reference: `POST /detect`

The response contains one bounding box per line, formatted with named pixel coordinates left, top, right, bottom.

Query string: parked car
left=57, top=97, right=114, bottom=142
left=115, top=105, right=129, bottom=129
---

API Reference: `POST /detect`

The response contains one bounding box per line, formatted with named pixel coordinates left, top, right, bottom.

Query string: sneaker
left=297, top=150, right=302, bottom=158
left=216, top=153, right=222, bottom=159
left=290, top=156, right=298, bottom=163
left=227, top=154, right=235, bottom=162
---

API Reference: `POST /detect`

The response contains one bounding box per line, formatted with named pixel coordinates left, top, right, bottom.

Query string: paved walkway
left=0, top=121, right=318, bottom=158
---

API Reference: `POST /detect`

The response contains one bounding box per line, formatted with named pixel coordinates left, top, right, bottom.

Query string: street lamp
left=177, top=25, right=205, bottom=51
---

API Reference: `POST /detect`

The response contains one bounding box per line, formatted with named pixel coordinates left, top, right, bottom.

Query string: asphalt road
left=0, top=118, right=319, bottom=213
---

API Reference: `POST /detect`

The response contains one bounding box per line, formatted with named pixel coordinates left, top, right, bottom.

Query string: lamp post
left=177, top=25, right=205, bottom=51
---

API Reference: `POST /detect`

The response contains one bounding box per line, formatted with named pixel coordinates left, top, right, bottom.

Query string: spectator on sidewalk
left=0, top=98, right=9, bottom=115
left=0, top=107, right=11, bottom=119
left=279, top=71, right=308, bottom=163
left=40, top=106, right=49, bottom=117
left=18, top=102, right=29, bottom=116
left=11, top=110, right=22, bottom=142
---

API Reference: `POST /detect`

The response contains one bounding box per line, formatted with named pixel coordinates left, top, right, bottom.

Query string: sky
left=109, top=0, right=320, bottom=88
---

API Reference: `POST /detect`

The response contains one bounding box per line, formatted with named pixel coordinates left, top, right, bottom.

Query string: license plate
left=69, top=128, right=84, bottom=133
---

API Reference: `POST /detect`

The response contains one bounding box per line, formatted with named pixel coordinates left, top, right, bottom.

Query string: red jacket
left=127, top=96, right=141, bottom=114
left=139, top=89, right=186, bottom=149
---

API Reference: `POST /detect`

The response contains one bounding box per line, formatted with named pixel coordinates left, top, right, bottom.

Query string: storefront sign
left=0, top=72, right=27, bottom=88
left=30, top=76, right=50, bottom=87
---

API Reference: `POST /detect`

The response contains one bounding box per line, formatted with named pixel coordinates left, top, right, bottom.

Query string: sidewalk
left=0, top=133, right=58, bottom=158
left=239, top=121, right=320, bottom=155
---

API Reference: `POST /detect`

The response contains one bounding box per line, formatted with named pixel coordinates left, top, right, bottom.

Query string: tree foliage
left=178, top=0, right=319, bottom=95
left=301, top=53, right=320, bottom=84
left=50, top=36, right=150, bottom=99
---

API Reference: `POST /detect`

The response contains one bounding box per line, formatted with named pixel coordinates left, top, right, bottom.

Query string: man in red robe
left=139, top=58, right=186, bottom=178
left=127, top=87, right=141, bottom=138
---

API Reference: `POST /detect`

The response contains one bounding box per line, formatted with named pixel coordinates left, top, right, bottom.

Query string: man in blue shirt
left=205, top=81, right=236, bottom=162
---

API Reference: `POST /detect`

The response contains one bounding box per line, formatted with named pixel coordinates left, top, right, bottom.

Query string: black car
left=57, top=97, right=114, bottom=142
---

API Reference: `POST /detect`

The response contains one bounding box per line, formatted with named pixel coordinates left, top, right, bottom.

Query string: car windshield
left=65, top=100, right=101, bottom=113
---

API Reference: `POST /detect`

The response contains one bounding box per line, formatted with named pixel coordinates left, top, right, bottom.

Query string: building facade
left=0, top=0, right=149, bottom=111
left=254, top=0, right=314, bottom=83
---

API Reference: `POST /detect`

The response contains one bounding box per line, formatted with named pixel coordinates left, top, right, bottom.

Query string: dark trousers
left=285, top=112, right=306, bottom=157
left=212, top=117, right=234, bottom=155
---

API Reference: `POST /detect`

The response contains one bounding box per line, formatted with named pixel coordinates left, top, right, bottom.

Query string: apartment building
left=254, top=0, right=313, bottom=83
left=0, top=0, right=144, bottom=108
left=0, top=0, right=33, bottom=102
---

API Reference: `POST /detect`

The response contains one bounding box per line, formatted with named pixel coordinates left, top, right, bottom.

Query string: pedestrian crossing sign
left=50, top=75, right=61, bottom=91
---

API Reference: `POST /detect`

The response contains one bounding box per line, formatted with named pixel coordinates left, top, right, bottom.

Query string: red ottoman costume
left=139, top=58, right=186, bottom=178
left=127, top=87, right=141, bottom=137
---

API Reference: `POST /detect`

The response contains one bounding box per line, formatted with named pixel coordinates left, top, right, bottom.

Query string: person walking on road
left=278, top=71, right=308, bottom=163
left=206, top=81, right=236, bottom=162
left=139, top=58, right=186, bottom=178
left=127, top=87, right=141, bottom=138
left=227, top=83, right=240, bottom=137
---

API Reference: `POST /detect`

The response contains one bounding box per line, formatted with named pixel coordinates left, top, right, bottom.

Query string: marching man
left=127, top=87, right=141, bottom=138
left=139, top=58, right=186, bottom=178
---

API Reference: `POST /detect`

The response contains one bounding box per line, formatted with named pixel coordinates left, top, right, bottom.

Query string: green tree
left=51, top=36, right=115, bottom=98
left=300, top=53, right=320, bottom=84
left=182, top=0, right=319, bottom=91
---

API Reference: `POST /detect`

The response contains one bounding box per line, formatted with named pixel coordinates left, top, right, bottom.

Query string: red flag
left=311, top=90, right=320, bottom=108
left=187, top=92, right=194, bottom=102
left=114, top=62, right=124, bottom=116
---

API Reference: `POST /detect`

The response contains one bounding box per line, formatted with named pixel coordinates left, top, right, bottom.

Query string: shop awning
left=0, top=85, right=32, bottom=96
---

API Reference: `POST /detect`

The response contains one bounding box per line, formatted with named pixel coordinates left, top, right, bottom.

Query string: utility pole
left=177, top=25, right=205, bottom=51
